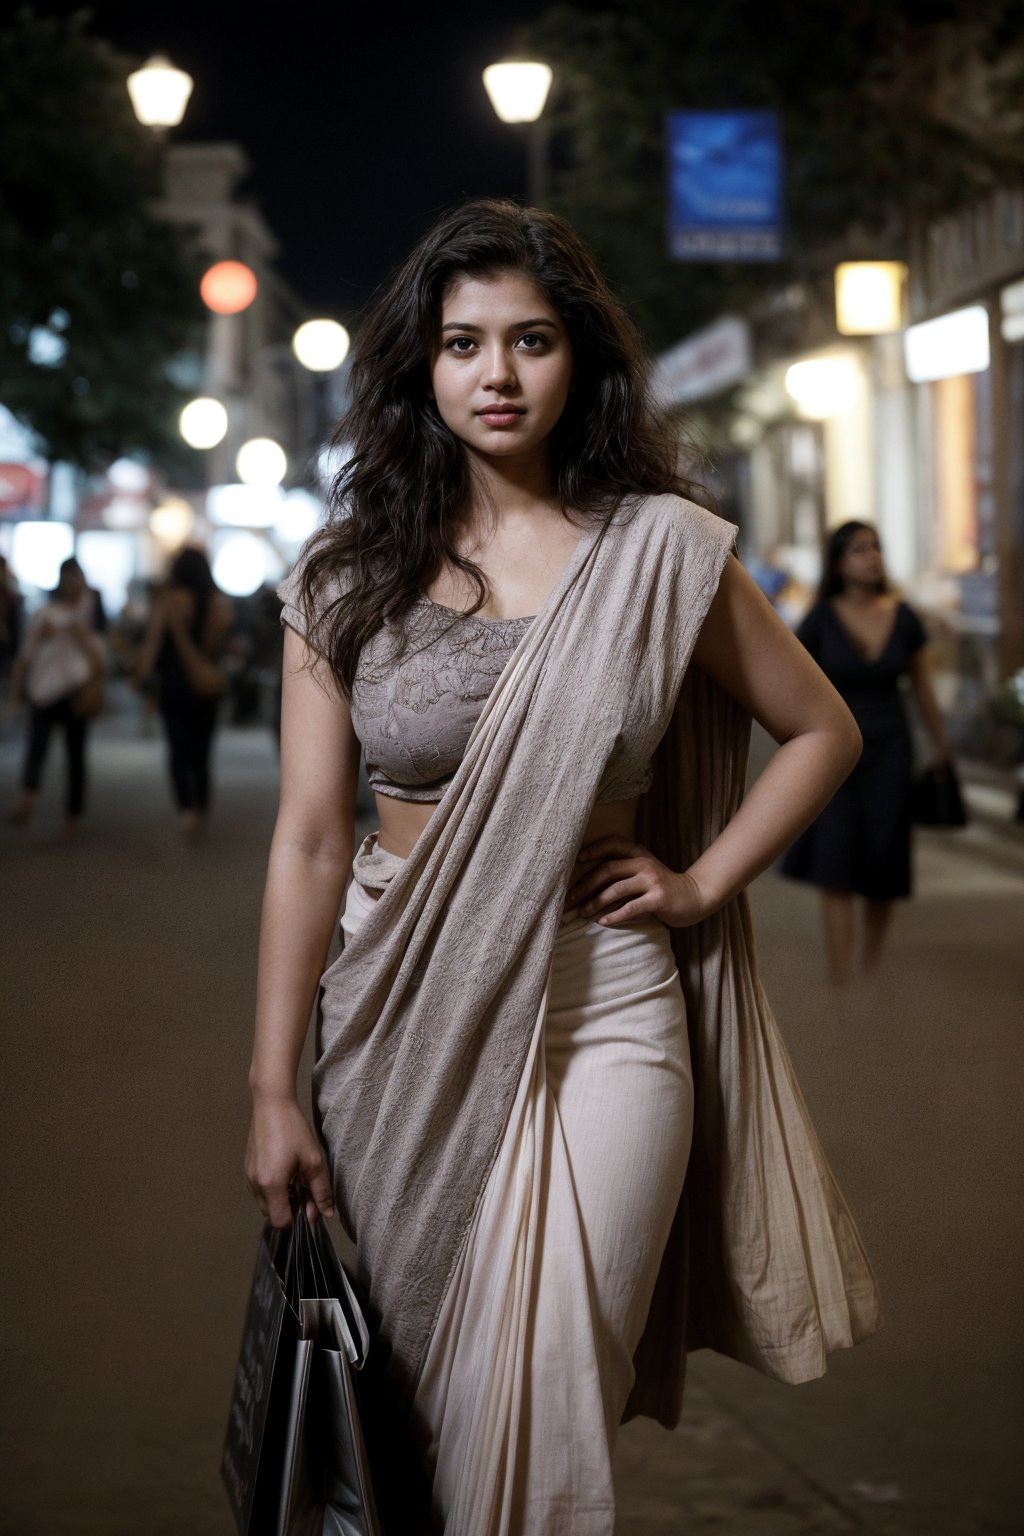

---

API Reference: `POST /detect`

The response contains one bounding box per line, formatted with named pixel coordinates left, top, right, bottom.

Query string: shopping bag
left=222, top=1198, right=381, bottom=1536
left=277, top=1211, right=382, bottom=1536
left=221, top=1220, right=300, bottom=1535
left=911, top=761, right=968, bottom=827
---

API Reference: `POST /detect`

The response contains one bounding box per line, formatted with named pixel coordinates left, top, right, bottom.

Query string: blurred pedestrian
left=8, top=556, right=106, bottom=835
left=0, top=552, right=24, bottom=687
left=781, top=520, right=952, bottom=982
left=134, top=547, right=233, bottom=835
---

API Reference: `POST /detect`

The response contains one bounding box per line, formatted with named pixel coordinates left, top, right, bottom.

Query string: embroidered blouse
left=277, top=558, right=655, bottom=804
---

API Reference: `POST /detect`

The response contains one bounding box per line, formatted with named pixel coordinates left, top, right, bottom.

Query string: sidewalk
left=1, top=719, right=1021, bottom=1534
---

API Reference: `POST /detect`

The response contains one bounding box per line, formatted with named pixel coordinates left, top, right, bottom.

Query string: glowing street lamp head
left=292, top=319, right=351, bottom=372
left=236, top=438, right=287, bottom=488
left=200, top=261, right=258, bottom=316
left=127, top=54, right=194, bottom=128
left=179, top=397, right=228, bottom=450
left=482, top=61, right=553, bottom=123
left=835, top=262, right=907, bottom=336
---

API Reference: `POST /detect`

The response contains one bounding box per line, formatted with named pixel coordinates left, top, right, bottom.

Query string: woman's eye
left=516, top=333, right=548, bottom=350
left=445, top=336, right=476, bottom=353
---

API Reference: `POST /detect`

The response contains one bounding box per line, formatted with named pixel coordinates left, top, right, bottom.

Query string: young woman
left=9, top=556, right=105, bottom=835
left=245, top=201, right=882, bottom=1534
left=134, top=547, right=233, bottom=834
left=781, top=521, right=951, bottom=983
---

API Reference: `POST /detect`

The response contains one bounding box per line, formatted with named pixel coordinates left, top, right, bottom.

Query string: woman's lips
left=477, top=406, right=525, bottom=426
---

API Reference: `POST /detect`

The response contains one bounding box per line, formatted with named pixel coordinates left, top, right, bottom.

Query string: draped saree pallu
left=294, top=495, right=884, bottom=1534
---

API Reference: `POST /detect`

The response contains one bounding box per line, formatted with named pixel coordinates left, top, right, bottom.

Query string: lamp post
left=482, top=61, right=553, bottom=206
left=292, top=320, right=351, bottom=454
left=126, top=53, right=193, bottom=131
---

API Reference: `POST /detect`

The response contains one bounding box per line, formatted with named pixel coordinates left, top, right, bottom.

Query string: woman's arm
left=246, top=625, right=361, bottom=1229
left=570, top=557, right=862, bottom=926
left=683, top=557, right=862, bottom=911
left=132, top=596, right=168, bottom=686
left=907, top=646, right=951, bottom=763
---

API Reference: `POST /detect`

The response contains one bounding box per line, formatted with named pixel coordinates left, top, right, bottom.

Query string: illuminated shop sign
left=666, top=110, right=783, bottom=262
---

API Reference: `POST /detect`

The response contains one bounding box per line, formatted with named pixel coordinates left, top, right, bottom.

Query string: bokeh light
left=200, top=261, right=258, bottom=316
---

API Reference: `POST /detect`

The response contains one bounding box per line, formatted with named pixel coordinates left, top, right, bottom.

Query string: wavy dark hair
left=817, top=520, right=892, bottom=601
left=297, top=198, right=705, bottom=694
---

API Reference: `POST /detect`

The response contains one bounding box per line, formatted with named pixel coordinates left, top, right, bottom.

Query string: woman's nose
left=482, top=347, right=517, bottom=390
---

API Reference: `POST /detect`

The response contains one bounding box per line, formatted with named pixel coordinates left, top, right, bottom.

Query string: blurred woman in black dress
left=781, top=521, right=951, bottom=983
left=134, top=547, right=234, bottom=834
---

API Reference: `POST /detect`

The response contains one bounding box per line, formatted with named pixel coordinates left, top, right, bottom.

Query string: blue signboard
left=666, top=111, right=783, bottom=262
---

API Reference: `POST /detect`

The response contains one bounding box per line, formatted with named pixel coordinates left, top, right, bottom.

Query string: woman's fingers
left=578, top=875, right=645, bottom=917
left=300, top=1155, right=336, bottom=1222
left=567, top=856, right=639, bottom=905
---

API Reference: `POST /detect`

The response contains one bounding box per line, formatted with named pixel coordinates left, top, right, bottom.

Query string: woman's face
left=429, top=270, right=573, bottom=465
left=838, top=527, right=884, bottom=589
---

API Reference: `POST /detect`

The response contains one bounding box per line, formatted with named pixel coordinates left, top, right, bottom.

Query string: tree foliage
left=524, top=0, right=1024, bottom=348
left=0, top=8, right=204, bottom=469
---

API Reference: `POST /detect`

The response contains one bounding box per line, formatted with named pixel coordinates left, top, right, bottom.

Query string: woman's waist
left=368, top=795, right=638, bottom=891
left=355, top=795, right=640, bottom=905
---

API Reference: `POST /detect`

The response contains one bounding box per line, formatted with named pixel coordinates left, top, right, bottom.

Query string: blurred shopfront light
left=127, top=54, right=193, bottom=128
left=903, top=305, right=989, bottom=383
left=149, top=498, right=195, bottom=550
left=212, top=531, right=269, bottom=596
left=784, top=355, right=860, bottom=420
left=9, top=521, right=74, bottom=590
left=180, top=397, right=228, bottom=449
left=102, top=496, right=149, bottom=531
left=207, top=483, right=281, bottom=528
left=236, top=438, right=286, bottom=488
left=76, top=532, right=137, bottom=614
left=273, top=489, right=321, bottom=545
left=293, top=319, right=350, bottom=372
left=200, top=261, right=258, bottom=316
left=107, top=457, right=150, bottom=493
left=1000, top=279, right=1024, bottom=344
left=482, top=61, right=553, bottom=123
left=835, top=262, right=907, bottom=336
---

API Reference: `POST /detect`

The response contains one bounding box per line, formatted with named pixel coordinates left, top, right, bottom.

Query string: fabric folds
left=307, top=493, right=883, bottom=1432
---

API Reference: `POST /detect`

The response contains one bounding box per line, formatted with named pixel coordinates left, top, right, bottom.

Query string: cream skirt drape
left=340, top=833, right=694, bottom=1536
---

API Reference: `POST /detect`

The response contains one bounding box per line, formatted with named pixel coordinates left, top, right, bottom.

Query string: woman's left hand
left=565, top=836, right=705, bottom=928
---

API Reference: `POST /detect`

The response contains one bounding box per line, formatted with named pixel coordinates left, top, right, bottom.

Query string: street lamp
left=180, top=397, right=229, bottom=450
left=127, top=54, right=194, bottom=129
left=483, top=60, right=553, bottom=205
left=834, top=262, right=907, bottom=336
left=236, top=437, right=287, bottom=488
left=292, top=320, right=350, bottom=373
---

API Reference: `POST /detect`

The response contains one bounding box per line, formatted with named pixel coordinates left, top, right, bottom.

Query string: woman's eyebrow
left=440, top=318, right=560, bottom=333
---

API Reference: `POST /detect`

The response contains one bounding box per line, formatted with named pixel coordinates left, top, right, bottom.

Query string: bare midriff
left=367, top=793, right=640, bottom=900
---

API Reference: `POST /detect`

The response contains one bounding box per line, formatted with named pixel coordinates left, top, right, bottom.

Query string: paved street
left=1, top=710, right=1021, bottom=1535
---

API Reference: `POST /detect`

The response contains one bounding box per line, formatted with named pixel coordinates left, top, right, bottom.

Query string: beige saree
left=286, top=493, right=882, bottom=1522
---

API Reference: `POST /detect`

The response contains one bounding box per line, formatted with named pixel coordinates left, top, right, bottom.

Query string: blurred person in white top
left=8, top=557, right=105, bottom=836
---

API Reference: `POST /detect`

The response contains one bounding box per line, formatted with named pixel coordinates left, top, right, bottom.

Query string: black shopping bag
left=222, top=1198, right=381, bottom=1536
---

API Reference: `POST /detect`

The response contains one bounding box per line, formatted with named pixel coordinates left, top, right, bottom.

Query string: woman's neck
left=838, top=581, right=880, bottom=606
left=462, top=445, right=561, bottom=529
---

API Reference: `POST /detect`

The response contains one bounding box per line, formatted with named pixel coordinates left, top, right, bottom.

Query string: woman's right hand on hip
left=245, top=1096, right=336, bottom=1229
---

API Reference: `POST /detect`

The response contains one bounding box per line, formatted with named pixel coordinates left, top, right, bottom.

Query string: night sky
left=35, top=0, right=555, bottom=317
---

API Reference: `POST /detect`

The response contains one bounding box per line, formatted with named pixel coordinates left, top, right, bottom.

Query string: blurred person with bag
left=134, top=546, right=234, bottom=834
left=781, top=521, right=953, bottom=982
left=8, top=556, right=105, bottom=835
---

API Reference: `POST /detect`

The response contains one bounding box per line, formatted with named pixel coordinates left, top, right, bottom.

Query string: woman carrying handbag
left=135, top=546, right=234, bottom=835
left=780, top=521, right=954, bottom=982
